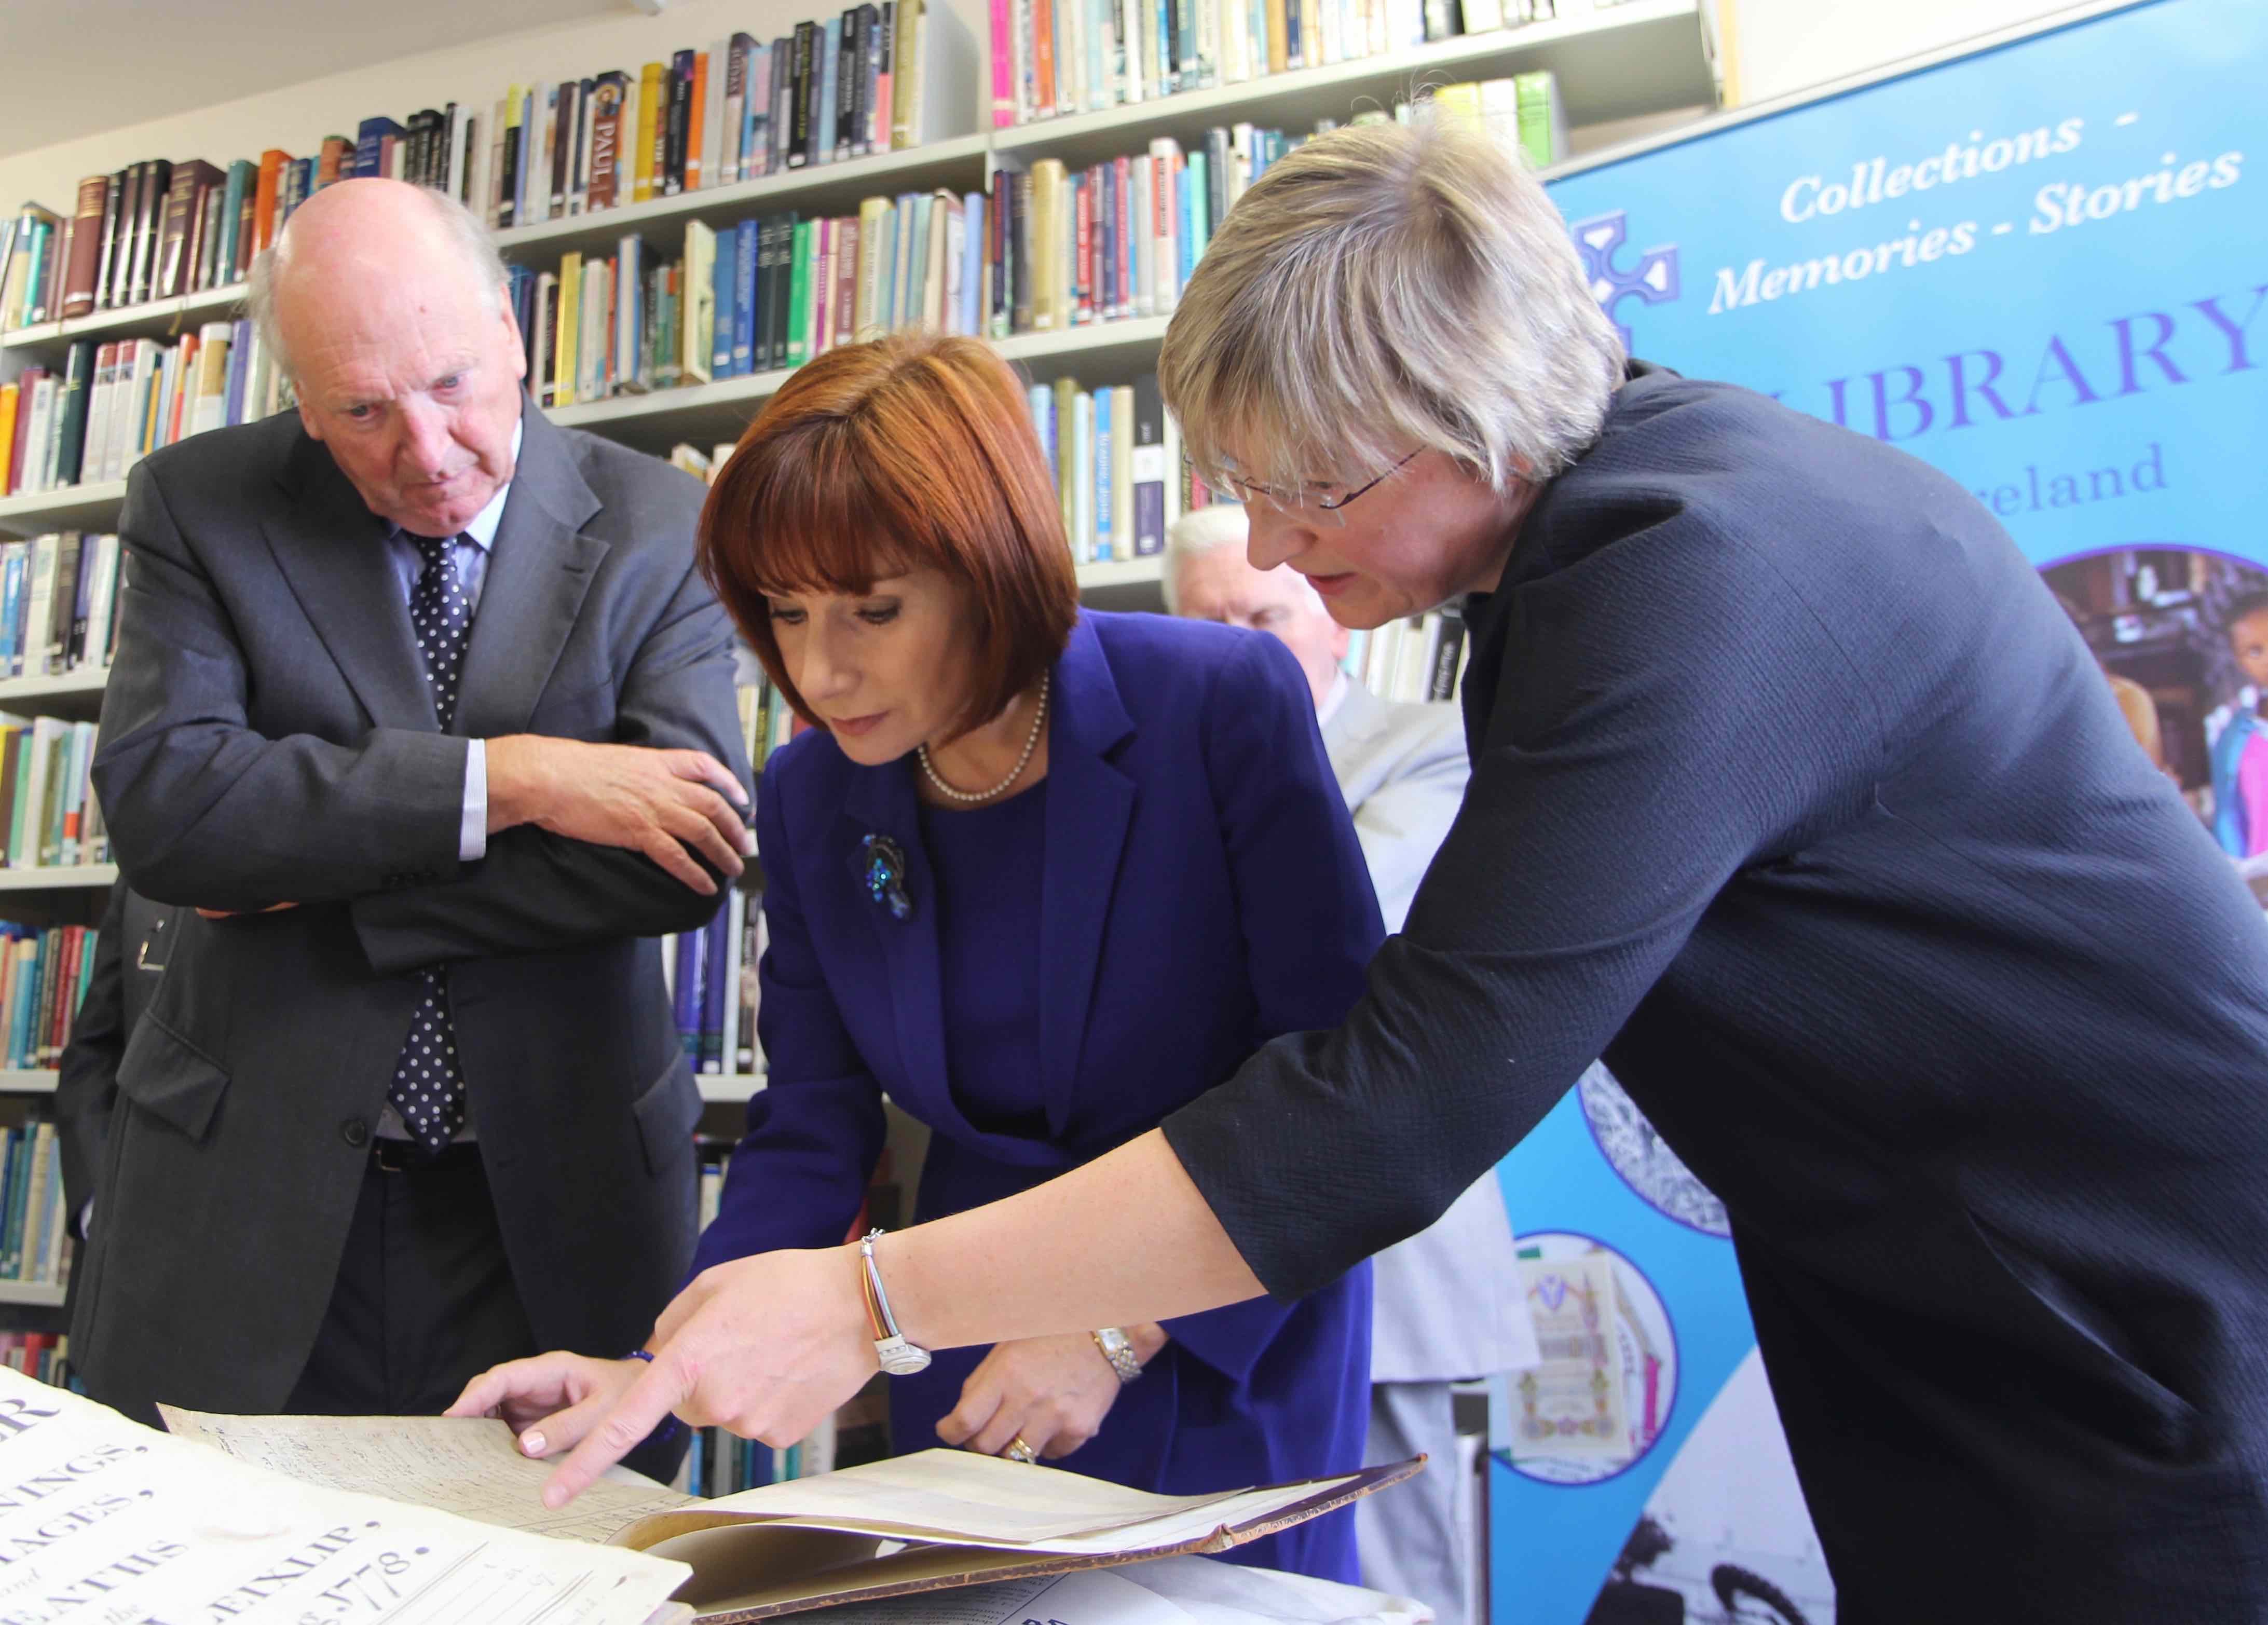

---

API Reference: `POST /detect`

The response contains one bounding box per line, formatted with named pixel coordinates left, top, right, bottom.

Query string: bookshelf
left=0, top=1065, right=756, bottom=1102
left=494, top=134, right=993, bottom=266
left=0, top=865, right=117, bottom=893
left=990, top=0, right=1712, bottom=170
left=0, top=283, right=250, bottom=357
left=0, top=1282, right=66, bottom=1308
left=0, top=1, right=1716, bottom=505
left=0, top=665, right=109, bottom=719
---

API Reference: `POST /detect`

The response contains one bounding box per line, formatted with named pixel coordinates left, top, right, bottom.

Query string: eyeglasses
left=1218, top=450, right=1419, bottom=517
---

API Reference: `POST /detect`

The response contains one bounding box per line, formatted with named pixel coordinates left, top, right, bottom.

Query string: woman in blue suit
left=464, top=335, right=1383, bottom=1581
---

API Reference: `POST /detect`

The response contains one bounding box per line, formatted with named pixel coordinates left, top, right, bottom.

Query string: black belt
left=371, top=1140, right=483, bottom=1175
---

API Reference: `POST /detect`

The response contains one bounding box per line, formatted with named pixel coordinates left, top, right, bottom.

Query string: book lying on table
left=0, top=1368, right=690, bottom=1624
left=158, top=1404, right=1422, bottom=1622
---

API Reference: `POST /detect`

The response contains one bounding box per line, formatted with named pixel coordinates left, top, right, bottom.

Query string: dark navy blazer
left=697, top=608, right=1383, bottom=1581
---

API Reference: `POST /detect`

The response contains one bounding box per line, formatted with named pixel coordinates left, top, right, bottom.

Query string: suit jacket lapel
left=264, top=430, right=435, bottom=733
left=1036, top=616, right=1136, bottom=1136
left=454, top=401, right=607, bottom=741
left=838, top=757, right=975, bottom=1140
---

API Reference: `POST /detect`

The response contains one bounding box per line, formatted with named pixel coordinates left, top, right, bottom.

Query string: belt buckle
left=372, top=1139, right=415, bottom=1174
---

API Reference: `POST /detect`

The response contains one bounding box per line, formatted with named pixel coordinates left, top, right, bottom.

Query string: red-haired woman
left=461, top=335, right=1383, bottom=1581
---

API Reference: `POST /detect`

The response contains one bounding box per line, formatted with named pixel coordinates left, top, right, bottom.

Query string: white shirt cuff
left=461, top=738, right=488, bottom=863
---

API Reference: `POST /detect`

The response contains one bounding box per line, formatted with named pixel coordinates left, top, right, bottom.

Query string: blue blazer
left=699, top=609, right=1383, bottom=1581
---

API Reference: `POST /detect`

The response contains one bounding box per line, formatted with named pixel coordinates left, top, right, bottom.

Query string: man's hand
left=526, top=1245, right=877, bottom=1509
left=487, top=736, right=754, bottom=895
left=448, top=1352, right=648, bottom=1460
left=934, top=1333, right=1135, bottom=1461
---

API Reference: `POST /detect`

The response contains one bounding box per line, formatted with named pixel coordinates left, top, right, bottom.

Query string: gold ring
left=1004, top=1435, right=1038, bottom=1464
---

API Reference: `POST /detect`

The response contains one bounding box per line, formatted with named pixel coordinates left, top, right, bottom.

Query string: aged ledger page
left=159, top=1406, right=693, bottom=1542
left=0, top=1370, right=687, bottom=1624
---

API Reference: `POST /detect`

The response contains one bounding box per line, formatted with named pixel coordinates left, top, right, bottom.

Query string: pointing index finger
left=542, top=1356, right=688, bottom=1509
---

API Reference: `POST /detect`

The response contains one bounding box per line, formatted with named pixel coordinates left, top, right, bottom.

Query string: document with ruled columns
left=0, top=1369, right=689, bottom=1625
left=158, top=1406, right=693, bottom=1542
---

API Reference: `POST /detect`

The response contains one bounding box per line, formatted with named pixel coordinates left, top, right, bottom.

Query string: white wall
left=1729, top=0, right=2078, bottom=106
left=0, top=0, right=991, bottom=214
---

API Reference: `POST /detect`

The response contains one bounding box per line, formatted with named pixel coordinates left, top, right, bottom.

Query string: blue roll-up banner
left=1493, top=2, right=2268, bottom=1618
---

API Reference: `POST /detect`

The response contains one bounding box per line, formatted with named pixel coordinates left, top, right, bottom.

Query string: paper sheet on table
left=159, top=1404, right=694, bottom=1541
left=676, top=1450, right=1363, bottom=1554
left=798, top=1567, right=1194, bottom=1624
left=791, top=1557, right=1431, bottom=1625
left=0, top=1369, right=687, bottom=1624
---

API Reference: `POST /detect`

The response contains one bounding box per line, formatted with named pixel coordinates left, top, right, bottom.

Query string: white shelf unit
left=991, top=0, right=1713, bottom=170
left=0, top=1064, right=749, bottom=1101
left=0, top=665, right=109, bottom=716
left=0, top=1282, right=66, bottom=1308
left=0, top=865, right=117, bottom=892
left=698, top=1072, right=766, bottom=1105
left=0, top=282, right=250, bottom=358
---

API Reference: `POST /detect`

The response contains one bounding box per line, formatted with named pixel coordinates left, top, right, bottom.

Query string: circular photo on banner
left=1577, top=1062, right=1730, bottom=1239
left=1505, top=1232, right=1679, bottom=1487
left=2042, top=546, right=2268, bottom=907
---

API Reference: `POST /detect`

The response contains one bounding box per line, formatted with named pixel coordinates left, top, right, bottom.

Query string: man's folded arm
left=94, top=470, right=468, bottom=913
left=352, top=564, right=755, bottom=970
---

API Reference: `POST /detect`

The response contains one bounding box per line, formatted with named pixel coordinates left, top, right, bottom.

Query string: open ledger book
left=158, top=1404, right=1421, bottom=1622
left=0, top=1369, right=689, bottom=1624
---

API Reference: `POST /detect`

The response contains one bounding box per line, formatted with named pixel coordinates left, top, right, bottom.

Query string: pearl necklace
left=918, top=673, right=1050, bottom=804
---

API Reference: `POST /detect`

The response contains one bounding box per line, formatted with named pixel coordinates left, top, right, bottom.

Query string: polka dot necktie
left=388, top=533, right=474, bottom=1154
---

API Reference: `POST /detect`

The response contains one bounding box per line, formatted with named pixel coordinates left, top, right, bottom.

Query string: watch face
left=878, top=1338, right=932, bottom=1376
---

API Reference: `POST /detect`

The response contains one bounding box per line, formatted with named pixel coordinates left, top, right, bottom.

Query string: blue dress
left=695, top=610, right=1384, bottom=1581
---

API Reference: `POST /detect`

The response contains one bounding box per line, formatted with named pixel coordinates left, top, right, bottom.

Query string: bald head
left=254, top=180, right=527, bottom=538
left=1165, top=504, right=1351, bottom=712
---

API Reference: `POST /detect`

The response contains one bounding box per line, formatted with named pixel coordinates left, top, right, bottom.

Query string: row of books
left=3, top=322, right=286, bottom=499
left=0, top=1332, right=67, bottom=1388
left=0, top=718, right=107, bottom=871
left=664, top=883, right=764, bottom=1078
left=513, top=187, right=989, bottom=406
left=0, top=1, right=981, bottom=336
left=991, top=0, right=1594, bottom=124
left=0, top=1115, right=73, bottom=1287
left=0, top=924, right=98, bottom=1073
left=0, top=533, right=123, bottom=680
left=1027, top=374, right=1194, bottom=565
left=1345, top=606, right=1468, bottom=703
left=486, top=1, right=976, bottom=235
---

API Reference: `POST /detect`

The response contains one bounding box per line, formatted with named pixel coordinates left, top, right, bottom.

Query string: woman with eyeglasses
left=470, top=115, right=2268, bottom=1622
left=454, top=332, right=1381, bottom=1582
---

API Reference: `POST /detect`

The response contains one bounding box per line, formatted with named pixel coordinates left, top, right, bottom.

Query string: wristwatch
left=859, top=1228, right=932, bottom=1376
left=1091, top=1326, right=1144, bottom=1385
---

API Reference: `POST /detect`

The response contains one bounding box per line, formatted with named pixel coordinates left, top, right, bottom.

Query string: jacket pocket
left=632, top=1051, right=702, bottom=1175
left=114, top=1016, right=230, bottom=1143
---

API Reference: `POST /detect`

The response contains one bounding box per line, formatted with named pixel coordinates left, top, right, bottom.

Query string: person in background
left=2211, top=590, right=2268, bottom=857
left=78, top=178, right=750, bottom=1477
left=1166, top=504, right=1531, bottom=1625
left=457, top=334, right=1383, bottom=1581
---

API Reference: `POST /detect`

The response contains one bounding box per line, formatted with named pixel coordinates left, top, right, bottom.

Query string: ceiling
left=0, top=0, right=629, bottom=160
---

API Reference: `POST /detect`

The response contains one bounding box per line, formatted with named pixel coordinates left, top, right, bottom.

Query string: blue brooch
left=858, top=835, right=913, bottom=921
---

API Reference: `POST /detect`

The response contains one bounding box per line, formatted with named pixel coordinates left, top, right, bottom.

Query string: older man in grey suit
left=74, top=179, right=750, bottom=1464
left=1168, top=506, right=1533, bottom=1625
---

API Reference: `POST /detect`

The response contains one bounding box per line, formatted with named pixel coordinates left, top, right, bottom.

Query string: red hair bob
left=698, top=333, right=1079, bottom=739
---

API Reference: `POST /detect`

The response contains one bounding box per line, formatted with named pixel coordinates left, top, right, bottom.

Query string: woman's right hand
left=447, top=1351, right=648, bottom=1461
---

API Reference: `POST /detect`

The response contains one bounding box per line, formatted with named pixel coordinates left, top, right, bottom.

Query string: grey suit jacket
left=75, top=397, right=750, bottom=1424
left=54, top=883, right=177, bottom=1244
left=1322, top=683, right=1533, bottom=1384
